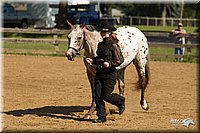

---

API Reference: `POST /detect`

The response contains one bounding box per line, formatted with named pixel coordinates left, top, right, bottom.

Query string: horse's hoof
left=83, top=114, right=92, bottom=120
left=142, top=104, right=149, bottom=110
left=141, top=100, right=149, bottom=111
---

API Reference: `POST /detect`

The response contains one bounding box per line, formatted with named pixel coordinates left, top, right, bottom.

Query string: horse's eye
left=78, top=36, right=82, bottom=40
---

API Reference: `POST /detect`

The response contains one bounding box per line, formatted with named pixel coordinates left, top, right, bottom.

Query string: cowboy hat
left=97, top=21, right=116, bottom=32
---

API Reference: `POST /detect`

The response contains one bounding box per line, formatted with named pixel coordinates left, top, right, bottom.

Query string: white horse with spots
left=66, top=21, right=150, bottom=119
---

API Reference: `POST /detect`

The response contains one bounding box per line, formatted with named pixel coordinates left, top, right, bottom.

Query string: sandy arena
left=3, top=55, right=199, bottom=132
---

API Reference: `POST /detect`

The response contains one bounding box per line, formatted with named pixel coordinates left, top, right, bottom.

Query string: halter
left=68, top=29, right=86, bottom=54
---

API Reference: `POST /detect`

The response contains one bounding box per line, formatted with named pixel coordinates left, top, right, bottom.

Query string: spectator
left=171, top=22, right=187, bottom=62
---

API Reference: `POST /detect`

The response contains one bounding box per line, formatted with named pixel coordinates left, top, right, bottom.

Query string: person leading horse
left=85, top=21, right=125, bottom=123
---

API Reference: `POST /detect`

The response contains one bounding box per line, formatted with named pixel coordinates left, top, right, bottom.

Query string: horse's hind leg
left=135, top=50, right=150, bottom=111
left=133, top=59, right=142, bottom=88
left=117, top=68, right=126, bottom=96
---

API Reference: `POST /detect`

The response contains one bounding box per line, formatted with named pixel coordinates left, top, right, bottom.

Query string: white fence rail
left=113, top=16, right=199, bottom=27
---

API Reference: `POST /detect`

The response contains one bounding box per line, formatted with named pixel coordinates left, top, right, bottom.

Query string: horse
left=65, top=20, right=150, bottom=119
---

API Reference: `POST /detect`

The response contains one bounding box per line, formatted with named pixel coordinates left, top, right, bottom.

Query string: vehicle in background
left=65, top=0, right=116, bottom=27
left=66, top=4, right=100, bottom=26
left=3, top=4, right=33, bottom=28
left=26, top=2, right=59, bottom=29
left=3, top=2, right=59, bottom=29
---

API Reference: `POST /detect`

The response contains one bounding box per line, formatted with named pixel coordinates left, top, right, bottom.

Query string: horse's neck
left=84, top=31, right=102, bottom=58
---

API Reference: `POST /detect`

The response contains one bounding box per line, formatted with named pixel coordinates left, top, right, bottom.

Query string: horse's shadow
left=3, top=105, right=92, bottom=122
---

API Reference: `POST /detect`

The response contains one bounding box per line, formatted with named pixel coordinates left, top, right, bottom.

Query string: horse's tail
left=144, top=52, right=150, bottom=90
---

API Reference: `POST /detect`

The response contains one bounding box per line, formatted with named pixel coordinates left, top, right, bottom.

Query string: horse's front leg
left=116, top=68, right=126, bottom=96
left=83, top=68, right=96, bottom=119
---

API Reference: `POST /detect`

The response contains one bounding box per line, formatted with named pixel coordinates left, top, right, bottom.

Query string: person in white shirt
left=171, top=22, right=187, bottom=62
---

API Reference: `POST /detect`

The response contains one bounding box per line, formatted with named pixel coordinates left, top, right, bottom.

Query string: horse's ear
left=66, top=20, right=74, bottom=29
left=81, top=22, right=86, bottom=29
left=83, top=26, right=88, bottom=33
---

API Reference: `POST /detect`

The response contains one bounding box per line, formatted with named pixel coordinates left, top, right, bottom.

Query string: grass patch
left=3, top=42, right=54, bottom=50
left=135, top=25, right=197, bottom=33
left=149, top=46, right=198, bottom=63
left=3, top=42, right=68, bottom=51
left=2, top=41, right=198, bottom=63
left=150, top=47, right=198, bottom=55
left=3, top=26, right=197, bottom=39
left=3, top=32, right=68, bottom=39
left=3, top=51, right=66, bottom=57
left=116, top=25, right=197, bottom=33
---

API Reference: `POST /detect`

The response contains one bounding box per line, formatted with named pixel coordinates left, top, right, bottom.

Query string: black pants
left=94, top=68, right=124, bottom=119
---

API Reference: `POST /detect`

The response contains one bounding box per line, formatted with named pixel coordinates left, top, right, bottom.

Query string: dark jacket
left=93, top=39, right=123, bottom=68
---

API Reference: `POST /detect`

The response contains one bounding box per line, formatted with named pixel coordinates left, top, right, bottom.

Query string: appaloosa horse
left=66, top=20, right=150, bottom=119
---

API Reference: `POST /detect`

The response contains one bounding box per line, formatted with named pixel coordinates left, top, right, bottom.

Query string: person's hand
left=85, top=58, right=93, bottom=65
left=103, top=62, right=109, bottom=67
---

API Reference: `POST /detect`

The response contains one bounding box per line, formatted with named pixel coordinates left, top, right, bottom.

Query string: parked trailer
left=26, top=2, right=59, bottom=28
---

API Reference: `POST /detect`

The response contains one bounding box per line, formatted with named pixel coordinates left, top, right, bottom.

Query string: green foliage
left=113, top=4, right=162, bottom=17
left=112, top=3, right=197, bottom=18
left=183, top=4, right=197, bottom=18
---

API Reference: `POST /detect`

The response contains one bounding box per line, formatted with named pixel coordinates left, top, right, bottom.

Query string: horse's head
left=66, top=20, right=85, bottom=61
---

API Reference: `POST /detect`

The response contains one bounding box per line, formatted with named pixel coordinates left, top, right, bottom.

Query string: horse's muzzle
left=66, top=49, right=80, bottom=61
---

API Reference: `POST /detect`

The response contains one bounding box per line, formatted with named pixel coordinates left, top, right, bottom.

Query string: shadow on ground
left=3, top=105, right=92, bottom=122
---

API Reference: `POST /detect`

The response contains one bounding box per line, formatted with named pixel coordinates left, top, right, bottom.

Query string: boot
left=93, top=117, right=107, bottom=123
left=118, top=97, right=125, bottom=115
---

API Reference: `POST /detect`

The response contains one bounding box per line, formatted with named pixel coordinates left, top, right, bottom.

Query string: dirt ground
left=2, top=55, right=199, bottom=132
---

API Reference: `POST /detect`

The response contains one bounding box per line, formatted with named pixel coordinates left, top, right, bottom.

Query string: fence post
left=171, top=18, right=174, bottom=27
left=120, top=16, right=123, bottom=25
left=138, top=17, right=141, bottom=25
left=155, top=17, right=157, bottom=26
left=186, top=35, right=192, bottom=61
left=146, top=17, right=149, bottom=26
left=129, top=16, right=132, bottom=26
left=162, top=17, right=166, bottom=26
left=53, top=34, right=59, bottom=53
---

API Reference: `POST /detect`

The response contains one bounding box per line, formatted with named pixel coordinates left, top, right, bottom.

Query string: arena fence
left=2, top=28, right=199, bottom=62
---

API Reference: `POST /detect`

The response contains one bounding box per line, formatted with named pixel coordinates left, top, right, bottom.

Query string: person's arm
left=176, top=30, right=186, bottom=34
left=172, top=29, right=187, bottom=37
left=180, top=29, right=187, bottom=36
left=106, top=43, right=122, bottom=67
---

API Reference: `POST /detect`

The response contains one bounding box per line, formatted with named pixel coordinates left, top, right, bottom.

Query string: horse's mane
left=85, top=25, right=96, bottom=32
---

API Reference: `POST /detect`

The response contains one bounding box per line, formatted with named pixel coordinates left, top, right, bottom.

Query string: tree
left=196, top=1, right=200, bottom=32
left=112, top=3, right=196, bottom=19
left=57, top=2, right=68, bottom=29
left=180, top=0, right=184, bottom=19
left=183, top=4, right=196, bottom=18
left=160, top=4, right=168, bottom=26
left=100, top=3, right=112, bottom=16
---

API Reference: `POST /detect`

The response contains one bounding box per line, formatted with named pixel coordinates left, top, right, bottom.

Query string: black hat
left=97, top=21, right=116, bottom=32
